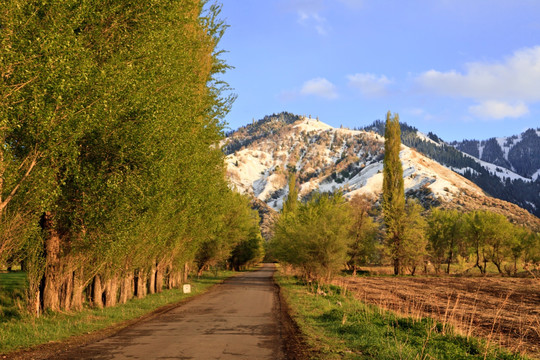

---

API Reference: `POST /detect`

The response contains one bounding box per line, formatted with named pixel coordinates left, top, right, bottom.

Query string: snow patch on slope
left=226, top=117, right=488, bottom=210
left=416, top=131, right=440, bottom=146
left=460, top=152, right=531, bottom=182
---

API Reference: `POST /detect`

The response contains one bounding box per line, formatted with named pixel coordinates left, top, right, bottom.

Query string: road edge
left=3, top=274, right=239, bottom=360
left=273, top=269, right=311, bottom=360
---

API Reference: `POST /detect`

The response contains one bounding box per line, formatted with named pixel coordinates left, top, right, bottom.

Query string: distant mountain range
left=223, top=112, right=540, bottom=230
left=360, top=120, right=540, bottom=217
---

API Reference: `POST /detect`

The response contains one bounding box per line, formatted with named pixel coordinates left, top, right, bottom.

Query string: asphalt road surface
left=57, top=264, right=284, bottom=360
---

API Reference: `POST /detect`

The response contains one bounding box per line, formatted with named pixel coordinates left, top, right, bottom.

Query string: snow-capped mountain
left=362, top=120, right=540, bottom=217
left=224, top=113, right=540, bottom=229
left=450, top=129, right=540, bottom=181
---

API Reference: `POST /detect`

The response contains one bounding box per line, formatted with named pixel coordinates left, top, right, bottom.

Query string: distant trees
left=427, top=209, right=465, bottom=274
left=271, top=182, right=352, bottom=281
left=347, top=194, right=378, bottom=275
left=268, top=113, right=539, bottom=280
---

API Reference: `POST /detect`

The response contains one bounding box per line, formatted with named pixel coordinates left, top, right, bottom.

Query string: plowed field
left=334, top=276, right=540, bottom=358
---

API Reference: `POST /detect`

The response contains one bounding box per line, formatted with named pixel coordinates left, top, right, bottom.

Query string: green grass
left=0, top=270, right=234, bottom=354
left=0, top=271, right=27, bottom=321
left=276, top=274, right=530, bottom=360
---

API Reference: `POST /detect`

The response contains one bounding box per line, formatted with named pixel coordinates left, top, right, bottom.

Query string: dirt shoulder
left=274, top=275, right=310, bottom=360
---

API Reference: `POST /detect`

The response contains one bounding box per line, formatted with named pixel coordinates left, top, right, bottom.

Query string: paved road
left=57, top=264, right=284, bottom=359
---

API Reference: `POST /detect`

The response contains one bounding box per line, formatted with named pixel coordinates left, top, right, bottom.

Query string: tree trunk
left=72, top=269, right=84, bottom=311
left=393, top=258, right=400, bottom=275
left=92, top=274, right=104, bottom=309
left=155, top=263, right=164, bottom=293
left=119, top=272, right=133, bottom=304
left=60, top=270, right=74, bottom=311
left=183, top=262, right=189, bottom=283
left=446, top=249, right=453, bottom=274
left=168, top=268, right=181, bottom=289
left=28, top=287, right=41, bottom=317
left=148, top=264, right=156, bottom=295
left=135, top=269, right=147, bottom=299
left=42, top=212, right=60, bottom=312
left=104, top=276, right=118, bottom=307
left=474, top=246, right=483, bottom=273
left=493, top=261, right=503, bottom=274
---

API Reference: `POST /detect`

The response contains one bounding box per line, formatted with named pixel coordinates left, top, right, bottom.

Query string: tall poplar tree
left=282, top=172, right=298, bottom=215
left=382, top=111, right=406, bottom=275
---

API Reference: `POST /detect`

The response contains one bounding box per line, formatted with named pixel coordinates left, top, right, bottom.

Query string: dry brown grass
left=333, top=274, right=540, bottom=358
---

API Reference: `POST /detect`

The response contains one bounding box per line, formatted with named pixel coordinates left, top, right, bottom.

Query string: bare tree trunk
left=92, top=274, right=103, bottom=309
left=28, top=287, right=41, bottom=317
left=104, top=276, right=118, bottom=307
left=393, top=258, right=400, bottom=276
left=155, top=263, right=164, bottom=293
left=60, top=270, right=73, bottom=311
left=135, top=269, right=147, bottom=299
left=119, top=272, right=133, bottom=304
left=183, top=262, right=189, bottom=283
left=148, top=263, right=156, bottom=294
left=446, top=249, right=453, bottom=274
left=72, top=269, right=84, bottom=311
left=42, top=212, right=60, bottom=312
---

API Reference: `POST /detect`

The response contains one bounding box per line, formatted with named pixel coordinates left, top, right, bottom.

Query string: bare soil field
left=334, top=275, right=540, bottom=358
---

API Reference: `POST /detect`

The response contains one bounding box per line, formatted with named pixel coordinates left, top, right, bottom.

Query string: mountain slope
left=363, top=121, right=540, bottom=217
left=225, top=113, right=540, bottom=230
left=451, top=129, right=540, bottom=180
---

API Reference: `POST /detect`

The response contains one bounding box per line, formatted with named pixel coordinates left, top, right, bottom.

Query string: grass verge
left=276, top=274, right=531, bottom=360
left=0, top=270, right=234, bottom=354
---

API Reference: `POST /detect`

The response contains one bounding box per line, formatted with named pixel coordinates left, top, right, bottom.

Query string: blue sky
left=217, top=0, right=540, bottom=141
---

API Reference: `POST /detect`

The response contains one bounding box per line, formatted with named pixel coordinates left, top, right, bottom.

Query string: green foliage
left=196, top=192, right=263, bottom=273
left=347, top=194, right=379, bottom=272
left=0, top=0, right=254, bottom=316
left=282, top=172, right=299, bottom=215
left=427, top=208, right=466, bottom=274
left=399, top=200, right=428, bottom=275
left=382, top=112, right=418, bottom=275
left=425, top=208, right=539, bottom=275
left=271, top=193, right=351, bottom=281
left=229, top=230, right=265, bottom=271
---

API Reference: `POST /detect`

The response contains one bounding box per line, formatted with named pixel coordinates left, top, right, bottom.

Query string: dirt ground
left=333, top=275, right=540, bottom=358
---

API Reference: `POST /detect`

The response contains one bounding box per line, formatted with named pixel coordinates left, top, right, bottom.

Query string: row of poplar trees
left=0, top=0, right=261, bottom=316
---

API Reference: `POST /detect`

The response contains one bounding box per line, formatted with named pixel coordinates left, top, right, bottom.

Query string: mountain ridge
left=224, top=112, right=540, bottom=230
left=362, top=120, right=540, bottom=217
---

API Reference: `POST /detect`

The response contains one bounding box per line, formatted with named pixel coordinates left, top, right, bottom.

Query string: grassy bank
left=276, top=274, right=530, bottom=360
left=0, top=270, right=234, bottom=354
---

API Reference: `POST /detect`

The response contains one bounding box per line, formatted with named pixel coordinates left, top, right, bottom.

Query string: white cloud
left=347, top=73, right=392, bottom=97
left=417, top=46, right=540, bottom=102
left=300, top=77, right=338, bottom=99
left=469, top=101, right=529, bottom=120
left=297, top=11, right=329, bottom=35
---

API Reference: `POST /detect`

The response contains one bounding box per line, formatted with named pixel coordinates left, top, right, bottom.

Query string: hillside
left=224, top=113, right=540, bottom=230
left=363, top=121, right=540, bottom=217
left=451, top=129, right=540, bottom=180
